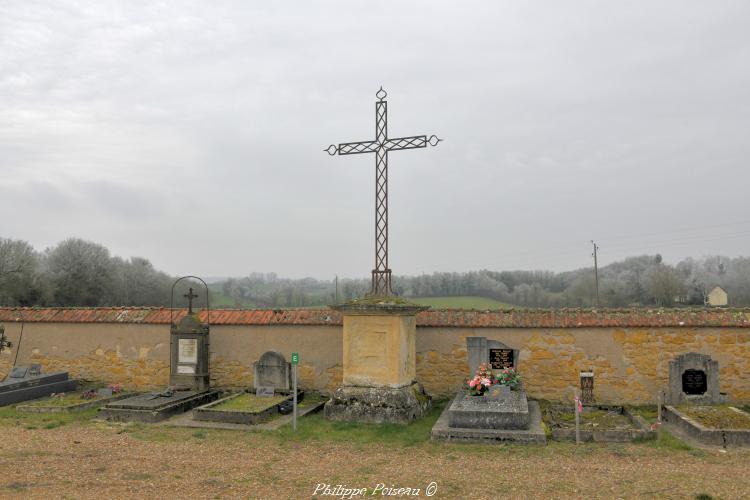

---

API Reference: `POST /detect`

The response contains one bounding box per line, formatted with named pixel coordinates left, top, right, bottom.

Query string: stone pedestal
left=324, top=299, right=431, bottom=424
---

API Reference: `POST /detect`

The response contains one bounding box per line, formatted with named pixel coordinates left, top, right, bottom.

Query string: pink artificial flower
left=469, top=379, right=477, bottom=388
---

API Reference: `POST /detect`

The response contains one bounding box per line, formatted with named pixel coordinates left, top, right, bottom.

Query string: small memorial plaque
left=682, top=369, right=707, bottom=395
left=97, top=387, right=113, bottom=397
left=177, top=364, right=196, bottom=374
left=256, top=386, right=275, bottom=397
left=9, top=367, right=28, bottom=379
left=489, top=348, right=514, bottom=370
left=178, top=338, right=198, bottom=364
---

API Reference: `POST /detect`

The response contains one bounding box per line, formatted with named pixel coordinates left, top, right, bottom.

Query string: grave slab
left=0, top=368, right=77, bottom=406
left=448, top=390, right=531, bottom=430
left=98, top=389, right=221, bottom=423
left=663, top=405, right=750, bottom=447
left=432, top=395, right=546, bottom=444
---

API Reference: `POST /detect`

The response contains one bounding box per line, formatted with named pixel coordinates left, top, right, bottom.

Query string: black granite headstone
left=682, top=369, right=707, bottom=395
left=489, top=348, right=514, bottom=370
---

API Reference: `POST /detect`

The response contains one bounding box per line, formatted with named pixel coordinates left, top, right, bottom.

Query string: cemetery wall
left=1, top=307, right=749, bottom=403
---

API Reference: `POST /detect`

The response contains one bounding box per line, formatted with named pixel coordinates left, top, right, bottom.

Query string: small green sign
left=291, top=352, right=299, bottom=365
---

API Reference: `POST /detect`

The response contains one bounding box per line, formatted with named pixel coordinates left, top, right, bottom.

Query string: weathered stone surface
left=324, top=382, right=431, bottom=424
left=340, top=310, right=418, bottom=388
left=99, top=390, right=221, bottom=423
left=448, top=390, right=530, bottom=430
left=253, top=351, right=290, bottom=392
left=432, top=397, right=546, bottom=444
left=663, top=405, right=750, bottom=446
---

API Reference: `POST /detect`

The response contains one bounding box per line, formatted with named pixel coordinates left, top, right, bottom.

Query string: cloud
left=1, top=0, right=749, bottom=277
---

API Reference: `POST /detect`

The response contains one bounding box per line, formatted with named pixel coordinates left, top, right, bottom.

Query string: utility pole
left=591, top=240, right=600, bottom=307
left=334, top=274, right=339, bottom=304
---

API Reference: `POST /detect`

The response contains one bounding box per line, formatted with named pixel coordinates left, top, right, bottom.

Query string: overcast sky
left=1, top=1, right=749, bottom=280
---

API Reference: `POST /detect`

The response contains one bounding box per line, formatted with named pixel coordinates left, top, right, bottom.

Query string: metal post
left=575, top=390, right=581, bottom=445
left=591, top=241, right=600, bottom=307
left=293, top=364, right=298, bottom=432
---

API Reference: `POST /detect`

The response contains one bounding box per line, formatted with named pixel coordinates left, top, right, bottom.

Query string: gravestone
left=0, top=365, right=77, bottom=406
left=466, top=337, right=519, bottom=374
left=668, top=352, right=726, bottom=405
left=253, top=351, right=290, bottom=392
left=431, top=339, right=545, bottom=443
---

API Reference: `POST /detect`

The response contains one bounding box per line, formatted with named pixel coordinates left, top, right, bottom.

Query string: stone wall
left=0, top=322, right=343, bottom=394
left=416, top=327, right=750, bottom=403
left=1, top=307, right=749, bottom=404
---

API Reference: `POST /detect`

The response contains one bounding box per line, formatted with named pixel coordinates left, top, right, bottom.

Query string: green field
left=406, top=296, right=516, bottom=309
left=208, top=284, right=259, bottom=308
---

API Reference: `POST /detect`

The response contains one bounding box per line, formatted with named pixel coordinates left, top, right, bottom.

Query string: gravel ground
left=1, top=420, right=749, bottom=499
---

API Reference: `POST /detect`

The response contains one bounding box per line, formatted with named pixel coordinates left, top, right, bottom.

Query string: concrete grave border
left=663, top=405, right=750, bottom=447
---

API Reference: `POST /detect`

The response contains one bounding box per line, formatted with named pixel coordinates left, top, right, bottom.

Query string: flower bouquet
left=496, top=367, right=522, bottom=390
left=464, top=362, right=497, bottom=396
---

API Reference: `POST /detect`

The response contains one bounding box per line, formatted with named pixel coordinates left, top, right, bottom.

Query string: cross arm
left=324, top=140, right=379, bottom=156
left=384, top=134, right=441, bottom=152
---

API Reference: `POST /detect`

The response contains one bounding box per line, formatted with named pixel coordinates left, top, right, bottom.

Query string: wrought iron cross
left=184, top=287, right=198, bottom=314
left=325, top=87, right=440, bottom=296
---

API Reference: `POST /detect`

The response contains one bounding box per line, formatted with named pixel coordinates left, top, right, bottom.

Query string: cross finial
left=184, top=287, right=199, bottom=314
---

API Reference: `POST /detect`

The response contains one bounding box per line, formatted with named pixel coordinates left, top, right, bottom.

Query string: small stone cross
left=184, top=287, right=199, bottom=314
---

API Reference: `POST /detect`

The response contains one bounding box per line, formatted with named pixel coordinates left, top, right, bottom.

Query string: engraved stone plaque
left=177, top=364, right=196, bottom=374
left=178, top=338, right=198, bottom=364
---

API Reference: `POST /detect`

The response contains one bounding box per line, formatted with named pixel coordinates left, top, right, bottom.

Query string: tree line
left=224, top=255, right=750, bottom=308
left=1, top=236, right=748, bottom=308
left=0, top=237, right=203, bottom=308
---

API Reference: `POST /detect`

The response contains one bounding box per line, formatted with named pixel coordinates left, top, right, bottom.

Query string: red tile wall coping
left=1, top=307, right=749, bottom=328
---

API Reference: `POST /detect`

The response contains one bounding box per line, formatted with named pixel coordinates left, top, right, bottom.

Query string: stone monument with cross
left=323, top=88, right=439, bottom=423
left=169, top=286, right=211, bottom=391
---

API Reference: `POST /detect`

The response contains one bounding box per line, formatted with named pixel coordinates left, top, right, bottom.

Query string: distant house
left=706, top=286, right=728, bottom=307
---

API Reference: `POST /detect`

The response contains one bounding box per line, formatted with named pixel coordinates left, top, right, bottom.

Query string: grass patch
left=122, top=472, right=152, bottom=481
left=22, top=392, right=104, bottom=407
left=543, top=406, right=634, bottom=430
left=296, top=394, right=325, bottom=408
left=210, top=393, right=287, bottom=413
left=647, top=430, right=691, bottom=451
left=678, top=405, right=750, bottom=429
left=275, top=400, right=446, bottom=446
left=628, top=405, right=658, bottom=422
left=0, top=405, right=98, bottom=429
left=405, top=296, right=515, bottom=309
